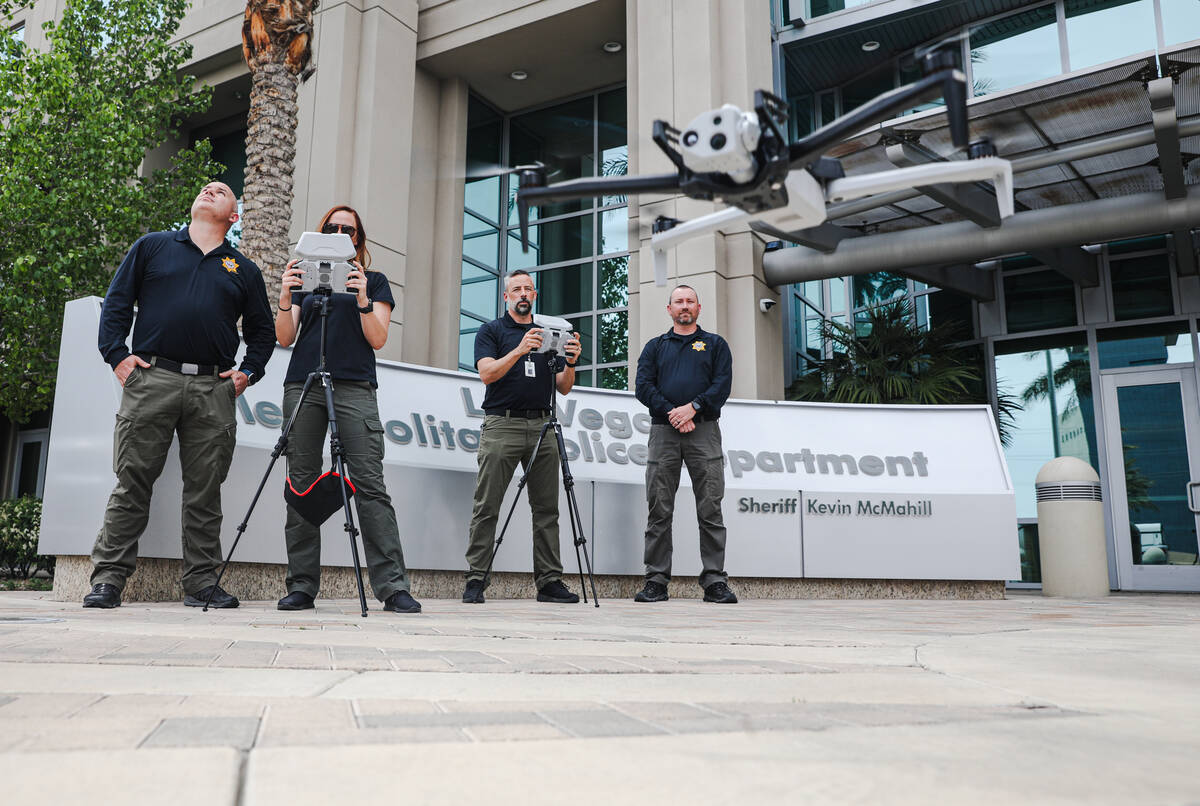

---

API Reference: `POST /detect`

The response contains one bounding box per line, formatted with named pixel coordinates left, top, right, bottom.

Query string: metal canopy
left=764, top=47, right=1200, bottom=297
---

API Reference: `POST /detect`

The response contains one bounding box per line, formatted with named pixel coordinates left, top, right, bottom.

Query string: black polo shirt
left=635, top=326, right=733, bottom=422
left=284, top=271, right=395, bottom=387
left=474, top=313, right=557, bottom=411
left=98, top=226, right=275, bottom=378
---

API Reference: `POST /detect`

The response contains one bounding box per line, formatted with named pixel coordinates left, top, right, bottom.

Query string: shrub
left=0, top=496, right=52, bottom=578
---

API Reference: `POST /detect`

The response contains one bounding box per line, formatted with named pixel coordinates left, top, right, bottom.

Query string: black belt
left=148, top=356, right=226, bottom=377
left=486, top=408, right=550, bottom=419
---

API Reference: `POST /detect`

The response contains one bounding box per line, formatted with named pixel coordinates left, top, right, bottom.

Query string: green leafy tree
left=0, top=0, right=220, bottom=421
left=0, top=496, right=49, bottom=578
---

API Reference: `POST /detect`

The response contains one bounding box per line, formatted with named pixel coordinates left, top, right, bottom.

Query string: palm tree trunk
left=241, top=60, right=297, bottom=301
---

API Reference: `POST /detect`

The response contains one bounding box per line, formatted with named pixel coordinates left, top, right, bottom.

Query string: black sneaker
left=633, top=581, right=669, bottom=603
left=185, top=585, right=239, bottom=608
left=463, top=579, right=485, bottom=604
left=383, top=590, right=422, bottom=614
left=82, top=583, right=121, bottom=609
left=536, top=580, right=580, bottom=603
left=277, top=591, right=315, bottom=611
left=703, top=581, right=738, bottom=604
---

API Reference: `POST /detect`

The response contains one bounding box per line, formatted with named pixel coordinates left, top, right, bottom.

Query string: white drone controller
left=293, top=231, right=356, bottom=295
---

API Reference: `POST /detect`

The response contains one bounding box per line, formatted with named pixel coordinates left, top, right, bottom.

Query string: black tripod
left=204, top=290, right=370, bottom=617
left=481, top=350, right=600, bottom=607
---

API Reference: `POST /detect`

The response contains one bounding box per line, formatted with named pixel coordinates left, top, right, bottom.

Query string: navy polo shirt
left=284, top=271, right=395, bottom=387
left=98, top=226, right=275, bottom=378
left=635, top=326, right=733, bottom=422
left=474, top=313, right=558, bottom=411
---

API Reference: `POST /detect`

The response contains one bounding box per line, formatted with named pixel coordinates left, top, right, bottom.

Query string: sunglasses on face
left=321, top=222, right=357, bottom=238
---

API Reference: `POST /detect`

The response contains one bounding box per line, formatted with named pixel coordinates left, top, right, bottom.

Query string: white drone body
left=649, top=103, right=1014, bottom=286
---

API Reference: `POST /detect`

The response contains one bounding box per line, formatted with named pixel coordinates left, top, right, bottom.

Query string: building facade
left=6, top=0, right=1200, bottom=592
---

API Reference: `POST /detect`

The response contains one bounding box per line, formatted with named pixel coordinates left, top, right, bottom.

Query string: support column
left=626, top=0, right=781, bottom=400
left=294, top=0, right=420, bottom=361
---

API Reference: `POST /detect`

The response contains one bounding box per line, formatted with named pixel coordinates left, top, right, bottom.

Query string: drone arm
left=518, top=173, right=681, bottom=250
left=824, top=157, right=1013, bottom=218
left=788, top=68, right=968, bottom=169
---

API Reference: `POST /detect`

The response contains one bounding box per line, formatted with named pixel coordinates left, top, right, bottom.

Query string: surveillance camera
left=759, top=298, right=777, bottom=313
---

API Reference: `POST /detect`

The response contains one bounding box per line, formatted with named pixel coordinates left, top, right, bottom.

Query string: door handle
left=1188, top=482, right=1200, bottom=514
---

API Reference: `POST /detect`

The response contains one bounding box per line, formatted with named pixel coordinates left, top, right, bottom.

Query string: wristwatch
left=242, top=370, right=257, bottom=386
left=358, top=299, right=374, bottom=314
left=691, top=400, right=702, bottom=412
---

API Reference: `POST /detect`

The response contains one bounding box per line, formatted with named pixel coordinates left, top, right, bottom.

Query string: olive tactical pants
left=465, top=414, right=564, bottom=590
left=281, top=381, right=411, bottom=602
left=90, top=365, right=237, bottom=595
left=643, top=420, right=729, bottom=589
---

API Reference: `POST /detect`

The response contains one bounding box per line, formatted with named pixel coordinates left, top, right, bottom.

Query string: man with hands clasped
left=462, top=269, right=583, bottom=604
left=634, top=284, right=737, bottom=604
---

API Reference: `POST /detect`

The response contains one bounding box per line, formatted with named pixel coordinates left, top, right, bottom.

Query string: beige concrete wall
left=400, top=72, right=468, bottom=370
left=626, top=0, right=781, bottom=401
left=416, top=0, right=598, bottom=57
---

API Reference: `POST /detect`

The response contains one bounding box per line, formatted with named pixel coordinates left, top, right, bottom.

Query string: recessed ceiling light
left=510, top=70, right=528, bottom=81
left=861, top=40, right=880, bottom=52
left=603, top=41, right=623, bottom=53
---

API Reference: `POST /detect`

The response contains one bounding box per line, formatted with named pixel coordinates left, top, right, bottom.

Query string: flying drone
left=511, top=43, right=1013, bottom=286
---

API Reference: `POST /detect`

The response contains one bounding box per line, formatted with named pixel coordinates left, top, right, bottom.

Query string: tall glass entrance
left=1102, top=368, right=1200, bottom=591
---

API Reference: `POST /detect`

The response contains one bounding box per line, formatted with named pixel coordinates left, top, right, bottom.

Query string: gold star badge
left=691, top=341, right=706, bottom=351
left=221, top=257, right=238, bottom=273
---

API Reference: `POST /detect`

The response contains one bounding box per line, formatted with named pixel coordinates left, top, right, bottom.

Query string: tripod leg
left=324, top=378, right=370, bottom=618
left=551, top=423, right=600, bottom=607
left=204, top=371, right=322, bottom=612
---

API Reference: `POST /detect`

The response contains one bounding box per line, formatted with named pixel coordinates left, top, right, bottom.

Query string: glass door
left=1101, top=368, right=1200, bottom=591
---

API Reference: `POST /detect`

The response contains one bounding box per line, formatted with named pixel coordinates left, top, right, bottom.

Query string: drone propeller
left=465, top=161, right=561, bottom=181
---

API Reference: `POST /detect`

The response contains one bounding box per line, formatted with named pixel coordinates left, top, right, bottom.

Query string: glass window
left=1163, top=0, right=1200, bottom=45
left=819, top=92, right=837, bottom=126
left=1097, top=321, right=1194, bottom=369
left=463, top=211, right=494, bottom=237
left=970, top=5, right=1062, bottom=96
left=598, top=311, right=628, bottom=363
left=569, top=315, right=594, bottom=366
left=1065, top=0, right=1157, bottom=71
left=853, top=272, right=907, bottom=308
left=829, top=277, right=846, bottom=313
left=994, top=339, right=1097, bottom=518
left=1004, top=270, right=1077, bottom=332
left=464, top=177, right=501, bottom=222
left=1111, top=253, right=1172, bottom=320
left=789, top=94, right=814, bottom=140
left=461, top=278, right=498, bottom=321
left=598, top=256, right=628, bottom=309
left=842, top=64, right=896, bottom=113
left=808, top=0, right=874, bottom=17
left=1017, top=524, right=1042, bottom=583
left=599, top=88, right=628, bottom=207
left=600, top=208, right=628, bottom=255
left=801, top=280, right=823, bottom=308
left=928, top=288, right=973, bottom=341
left=465, top=97, right=502, bottom=221
left=509, top=96, right=596, bottom=222
left=463, top=232, right=499, bottom=268
left=598, top=366, right=627, bottom=390
left=1109, top=235, right=1165, bottom=256
left=535, top=264, right=592, bottom=316
left=10, top=22, right=24, bottom=42
left=462, top=260, right=493, bottom=282
left=507, top=215, right=593, bottom=270
left=458, top=332, right=477, bottom=369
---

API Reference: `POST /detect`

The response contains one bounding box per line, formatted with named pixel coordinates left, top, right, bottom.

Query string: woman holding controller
left=274, top=205, right=421, bottom=614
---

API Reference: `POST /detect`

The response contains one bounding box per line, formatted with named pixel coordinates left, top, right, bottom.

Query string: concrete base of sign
left=50, top=556, right=1004, bottom=602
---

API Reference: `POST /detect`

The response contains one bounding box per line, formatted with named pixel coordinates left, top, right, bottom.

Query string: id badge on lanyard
left=524, top=358, right=536, bottom=378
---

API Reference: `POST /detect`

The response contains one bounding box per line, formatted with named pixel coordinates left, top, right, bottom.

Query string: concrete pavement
left=0, top=589, right=1197, bottom=805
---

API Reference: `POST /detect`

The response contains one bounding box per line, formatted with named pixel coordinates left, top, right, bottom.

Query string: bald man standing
left=84, top=182, right=275, bottom=609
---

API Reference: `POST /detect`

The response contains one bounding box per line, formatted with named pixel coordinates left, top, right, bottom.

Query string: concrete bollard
left=1035, top=457, right=1109, bottom=597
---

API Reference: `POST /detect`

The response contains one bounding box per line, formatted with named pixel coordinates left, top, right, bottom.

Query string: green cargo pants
left=281, top=381, right=411, bottom=602
left=90, top=364, right=236, bottom=595
left=465, top=414, right=564, bottom=590
left=643, top=420, right=729, bottom=589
